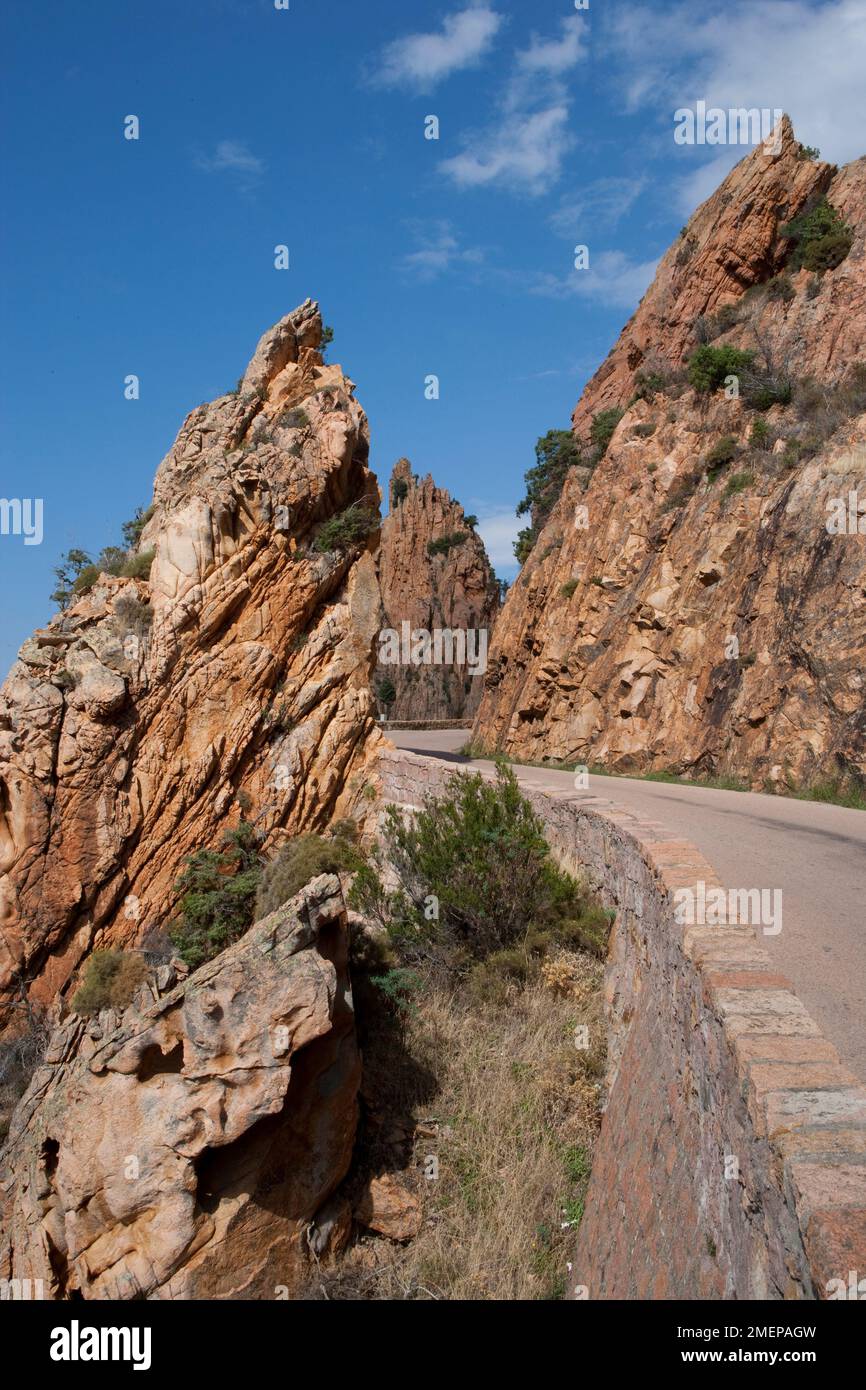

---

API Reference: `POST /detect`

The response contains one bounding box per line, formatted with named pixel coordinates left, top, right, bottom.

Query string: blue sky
left=1, top=0, right=863, bottom=674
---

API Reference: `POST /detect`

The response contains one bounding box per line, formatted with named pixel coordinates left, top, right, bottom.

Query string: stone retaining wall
left=378, top=747, right=866, bottom=1300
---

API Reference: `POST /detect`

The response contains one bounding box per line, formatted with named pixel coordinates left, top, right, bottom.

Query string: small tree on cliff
left=514, top=429, right=583, bottom=563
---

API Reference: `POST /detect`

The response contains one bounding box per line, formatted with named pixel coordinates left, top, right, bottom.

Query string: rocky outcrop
left=0, top=874, right=359, bottom=1300
left=0, top=300, right=383, bottom=1031
left=375, top=459, right=500, bottom=721
left=474, top=120, right=866, bottom=788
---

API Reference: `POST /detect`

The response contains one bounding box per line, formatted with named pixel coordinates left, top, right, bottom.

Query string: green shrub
left=169, top=822, right=263, bottom=969
left=463, top=514, right=478, bottom=529
left=804, top=231, right=855, bottom=273
left=590, top=409, right=624, bottom=458
left=319, top=325, right=334, bottom=360
left=632, top=370, right=668, bottom=402
left=560, top=580, right=578, bottom=599
left=633, top=422, right=657, bottom=438
left=71, top=562, right=102, bottom=594
left=705, top=436, right=739, bottom=475
left=796, top=143, right=820, bottom=161
left=391, top=477, right=409, bottom=505
left=313, top=503, right=377, bottom=554
left=514, top=527, right=537, bottom=565
left=688, top=345, right=755, bottom=393
left=750, top=418, right=773, bottom=450
left=428, top=531, right=468, bottom=557
left=724, top=470, right=755, bottom=497
left=121, top=548, right=155, bottom=580
left=71, top=951, right=148, bottom=1016
left=369, top=966, right=422, bottom=1020
left=766, top=273, right=795, bottom=303
left=349, top=763, right=606, bottom=965
left=255, top=827, right=360, bottom=920
left=781, top=198, right=853, bottom=273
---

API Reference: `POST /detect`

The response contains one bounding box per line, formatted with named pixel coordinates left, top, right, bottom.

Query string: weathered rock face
left=0, top=300, right=383, bottom=1030
left=475, top=120, right=866, bottom=788
left=0, top=875, right=359, bottom=1300
left=375, top=459, right=500, bottom=721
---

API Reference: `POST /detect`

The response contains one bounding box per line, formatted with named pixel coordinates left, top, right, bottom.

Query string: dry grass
left=308, top=950, right=605, bottom=1300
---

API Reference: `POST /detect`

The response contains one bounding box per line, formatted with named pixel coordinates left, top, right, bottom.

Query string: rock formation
left=474, top=119, right=866, bottom=788
left=0, top=875, right=360, bottom=1300
left=0, top=300, right=383, bottom=1032
left=375, top=459, right=500, bottom=722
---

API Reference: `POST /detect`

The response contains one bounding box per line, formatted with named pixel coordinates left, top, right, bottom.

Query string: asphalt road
left=389, top=727, right=866, bottom=1084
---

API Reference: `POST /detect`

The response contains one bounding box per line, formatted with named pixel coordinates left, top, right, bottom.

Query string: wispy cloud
left=399, top=220, right=485, bottom=282
left=196, top=139, right=265, bottom=183
left=525, top=250, right=660, bottom=312
left=439, top=15, right=587, bottom=195
left=602, top=1, right=866, bottom=187
left=549, top=176, right=648, bottom=236
left=372, top=3, right=503, bottom=91
left=517, top=16, right=587, bottom=76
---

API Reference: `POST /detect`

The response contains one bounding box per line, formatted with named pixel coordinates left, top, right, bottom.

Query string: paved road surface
left=389, top=728, right=866, bottom=1083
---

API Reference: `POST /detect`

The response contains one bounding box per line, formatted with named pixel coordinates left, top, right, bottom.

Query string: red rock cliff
left=0, top=300, right=383, bottom=1030
left=474, top=119, right=866, bottom=790
left=375, top=459, right=500, bottom=721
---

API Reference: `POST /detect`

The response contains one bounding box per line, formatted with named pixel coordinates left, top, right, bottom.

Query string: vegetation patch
left=688, top=345, right=755, bottom=394
left=781, top=197, right=854, bottom=273
left=589, top=409, right=624, bottom=461
left=705, top=435, right=739, bottom=479
left=71, top=951, right=148, bottom=1016
left=723, top=470, right=755, bottom=498
left=427, top=531, right=468, bottom=557
left=514, top=429, right=584, bottom=564
left=256, top=821, right=361, bottom=919
left=169, top=822, right=264, bottom=969
left=313, top=503, right=378, bottom=555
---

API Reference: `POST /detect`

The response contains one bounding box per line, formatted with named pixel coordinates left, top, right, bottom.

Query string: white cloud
left=527, top=250, right=660, bottom=312
left=549, top=175, right=648, bottom=235
left=196, top=140, right=264, bottom=179
left=518, top=15, right=587, bottom=75
left=475, top=507, right=521, bottom=572
left=439, top=14, right=587, bottom=195
left=441, top=103, right=573, bottom=195
left=373, top=4, right=503, bottom=90
left=603, top=1, right=866, bottom=171
left=399, top=220, right=485, bottom=282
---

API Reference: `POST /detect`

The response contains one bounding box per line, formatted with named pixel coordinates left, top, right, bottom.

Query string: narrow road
left=389, top=728, right=866, bottom=1084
